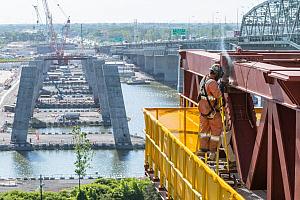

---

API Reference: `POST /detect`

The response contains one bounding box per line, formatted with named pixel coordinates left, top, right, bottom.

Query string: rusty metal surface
left=295, top=111, right=300, bottom=199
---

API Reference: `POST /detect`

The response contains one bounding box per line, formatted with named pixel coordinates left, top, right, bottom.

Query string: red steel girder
left=179, top=50, right=300, bottom=200
left=180, top=50, right=300, bottom=108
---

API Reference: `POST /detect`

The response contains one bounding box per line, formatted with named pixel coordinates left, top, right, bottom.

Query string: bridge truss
left=241, top=0, right=300, bottom=43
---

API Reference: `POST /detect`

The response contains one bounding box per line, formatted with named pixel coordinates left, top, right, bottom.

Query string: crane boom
left=33, top=5, right=42, bottom=26
left=39, top=0, right=70, bottom=59
left=42, top=0, right=58, bottom=53
left=59, top=17, right=70, bottom=56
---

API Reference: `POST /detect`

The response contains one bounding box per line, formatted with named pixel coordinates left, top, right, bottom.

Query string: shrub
left=0, top=178, right=160, bottom=200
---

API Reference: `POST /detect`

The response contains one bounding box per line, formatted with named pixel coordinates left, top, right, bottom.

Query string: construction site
left=0, top=0, right=300, bottom=199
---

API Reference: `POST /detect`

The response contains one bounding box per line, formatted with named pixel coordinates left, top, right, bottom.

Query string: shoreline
left=0, top=133, right=145, bottom=151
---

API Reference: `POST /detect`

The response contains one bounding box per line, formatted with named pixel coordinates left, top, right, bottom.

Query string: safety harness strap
left=200, top=77, right=219, bottom=117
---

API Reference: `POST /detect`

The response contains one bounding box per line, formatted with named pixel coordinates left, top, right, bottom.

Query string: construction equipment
left=33, top=4, right=42, bottom=31
left=57, top=3, right=71, bottom=57
left=40, top=0, right=70, bottom=59
left=42, top=0, right=58, bottom=54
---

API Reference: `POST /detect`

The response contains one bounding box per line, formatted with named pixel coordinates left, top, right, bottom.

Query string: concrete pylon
left=136, top=55, right=145, bottom=69
left=153, top=55, right=166, bottom=81
left=144, top=55, right=154, bottom=74
left=82, top=58, right=99, bottom=105
left=93, top=60, right=111, bottom=126
left=11, top=56, right=132, bottom=149
left=163, top=55, right=179, bottom=83
left=11, top=61, right=45, bottom=144
left=102, top=64, right=132, bottom=149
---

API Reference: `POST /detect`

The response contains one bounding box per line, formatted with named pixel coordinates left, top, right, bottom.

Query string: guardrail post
left=184, top=109, right=187, bottom=146
left=180, top=95, right=183, bottom=107
left=154, top=120, right=159, bottom=180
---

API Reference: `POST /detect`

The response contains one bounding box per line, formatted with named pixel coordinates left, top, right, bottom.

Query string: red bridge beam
left=180, top=50, right=300, bottom=108
left=179, top=50, right=300, bottom=200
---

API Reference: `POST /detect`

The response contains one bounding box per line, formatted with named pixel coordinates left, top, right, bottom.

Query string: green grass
left=0, top=58, right=32, bottom=63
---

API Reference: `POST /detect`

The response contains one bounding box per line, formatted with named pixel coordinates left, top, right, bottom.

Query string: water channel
left=0, top=82, right=179, bottom=178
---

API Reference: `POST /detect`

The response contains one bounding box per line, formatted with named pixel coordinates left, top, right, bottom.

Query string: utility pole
left=39, top=174, right=44, bottom=200
left=211, top=13, right=214, bottom=38
left=81, top=24, right=83, bottom=47
left=133, top=19, right=138, bottom=43
left=236, top=8, right=239, bottom=30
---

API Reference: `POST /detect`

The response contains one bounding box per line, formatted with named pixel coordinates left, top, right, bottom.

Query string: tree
left=73, top=126, right=94, bottom=199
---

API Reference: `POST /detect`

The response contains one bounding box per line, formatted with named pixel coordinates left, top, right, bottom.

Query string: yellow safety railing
left=179, top=94, right=198, bottom=108
left=144, top=107, right=245, bottom=200
left=178, top=94, right=262, bottom=122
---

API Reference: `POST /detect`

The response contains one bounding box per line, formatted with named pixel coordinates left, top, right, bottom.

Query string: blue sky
left=0, top=0, right=264, bottom=24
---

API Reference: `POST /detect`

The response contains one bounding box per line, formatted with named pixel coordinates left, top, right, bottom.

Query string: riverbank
left=0, top=78, right=178, bottom=180
left=0, top=179, right=94, bottom=193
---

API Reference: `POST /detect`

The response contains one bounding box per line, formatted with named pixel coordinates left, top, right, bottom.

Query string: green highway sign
left=172, top=29, right=186, bottom=36
left=112, top=36, right=123, bottom=42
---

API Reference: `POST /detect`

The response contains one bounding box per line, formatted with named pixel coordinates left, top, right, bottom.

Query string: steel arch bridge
left=240, top=0, right=300, bottom=44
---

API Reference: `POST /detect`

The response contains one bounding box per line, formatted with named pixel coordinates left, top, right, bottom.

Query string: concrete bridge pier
left=153, top=54, right=179, bottom=85
left=136, top=55, right=145, bottom=69
left=163, top=55, right=179, bottom=84
left=102, top=63, right=132, bottom=149
left=93, top=60, right=111, bottom=127
left=127, top=54, right=138, bottom=65
left=144, top=55, right=154, bottom=74
left=153, top=55, right=167, bottom=81
left=11, top=61, right=44, bottom=144
left=31, top=60, right=49, bottom=111
left=82, top=58, right=100, bottom=105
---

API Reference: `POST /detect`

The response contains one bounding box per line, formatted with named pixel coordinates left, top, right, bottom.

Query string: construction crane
left=39, top=0, right=70, bottom=99
left=57, top=3, right=71, bottom=57
left=33, top=5, right=42, bottom=30
left=41, top=0, right=70, bottom=58
left=41, top=0, right=58, bottom=54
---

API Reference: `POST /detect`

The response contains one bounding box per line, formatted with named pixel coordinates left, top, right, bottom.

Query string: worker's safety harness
left=198, top=76, right=219, bottom=119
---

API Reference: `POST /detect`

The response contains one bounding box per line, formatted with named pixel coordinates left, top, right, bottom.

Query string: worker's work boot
left=199, top=133, right=210, bottom=150
left=229, top=161, right=236, bottom=169
left=196, top=148, right=209, bottom=157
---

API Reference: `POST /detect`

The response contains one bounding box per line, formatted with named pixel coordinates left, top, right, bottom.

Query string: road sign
left=172, top=29, right=186, bottom=36
left=112, top=37, right=123, bottom=42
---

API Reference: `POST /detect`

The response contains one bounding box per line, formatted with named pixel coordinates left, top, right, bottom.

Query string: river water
left=0, top=82, right=179, bottom=178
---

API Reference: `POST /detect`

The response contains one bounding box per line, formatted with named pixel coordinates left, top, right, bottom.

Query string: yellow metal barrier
left=179, top=94, right=198, bottom=108
left=179, top=94, right=262, bottom=123
left=144, top=107, right=244, bottom=200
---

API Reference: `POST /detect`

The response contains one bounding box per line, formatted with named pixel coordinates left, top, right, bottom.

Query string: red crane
left=41, top=0, right=70, bottom=57
left=42, top=0, right=58, bottom=54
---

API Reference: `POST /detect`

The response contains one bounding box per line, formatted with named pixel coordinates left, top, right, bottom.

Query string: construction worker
left=197, top=64, right=224, bottom=160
